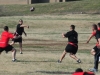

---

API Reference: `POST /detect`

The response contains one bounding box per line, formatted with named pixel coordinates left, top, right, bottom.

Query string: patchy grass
left=0, top=14, right=100, bottom=75
left=0, top=0, right=100, bottom=16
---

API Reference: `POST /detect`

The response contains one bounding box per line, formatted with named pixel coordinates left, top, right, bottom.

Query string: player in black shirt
left=58, top=25, right=81, bottom=63
left=87, top=24, right=100, bottom=72
left=11, top=19, right=29, bottom=54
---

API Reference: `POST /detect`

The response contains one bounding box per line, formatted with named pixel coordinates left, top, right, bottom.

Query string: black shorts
left=13, top=37, right=22, bottom=43
left=65, top=44, right=78, bottom=54
left=93, top=46, right=100, bottom=53
left=0, top=45, right=14, bottom=53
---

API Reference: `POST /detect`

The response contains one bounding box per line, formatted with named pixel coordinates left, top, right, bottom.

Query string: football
left=30, top=7, right=35, bottom=12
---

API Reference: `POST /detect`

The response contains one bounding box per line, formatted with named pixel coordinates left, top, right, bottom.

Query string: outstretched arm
left=86, top=34, right=94, bottom=43
left=20, top=25, right=29, bottom=28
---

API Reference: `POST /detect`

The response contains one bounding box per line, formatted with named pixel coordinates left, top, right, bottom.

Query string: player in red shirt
left=72, top=68, right=95, bottom=75
left=0, top=26, right=17, bottom=62
left=97, top=23, right=100, bottom=62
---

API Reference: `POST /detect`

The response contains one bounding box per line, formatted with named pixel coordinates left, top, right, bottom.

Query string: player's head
left=19, top=19, right=23, bottom=25
left=70, top=25, right=75, bottom=30
left=75, top=68, right=83, bottom=72
left=92, top=24, right=97, bottom=30
left=97, top=23, right=100, bottom=27
left=4, top=26, right=9, bottom=31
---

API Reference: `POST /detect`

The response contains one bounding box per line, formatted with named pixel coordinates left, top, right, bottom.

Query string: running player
left=97, top=23, right=100, bottom=62
left=12, top=19, right=29, bottom=54
left=58, top=25, right=81, bottom=63
left=86, top=24, right=100, bottom=72
left=97, top=22, right=100, bottom=31
left=0, top=26, right=18, bottom=61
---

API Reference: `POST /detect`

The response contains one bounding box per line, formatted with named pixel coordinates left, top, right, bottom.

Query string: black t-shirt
left=64, top=30, right=78, bottom=44
left=16, top=24, right=24, bottom=35
left=95, top=30, right=100, bottom=40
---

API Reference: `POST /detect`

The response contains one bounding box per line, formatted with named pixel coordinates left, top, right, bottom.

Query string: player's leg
left=69, top=53, right=81, bottom=63
left=11, top=47, right=16, bottom=61
left=94, top=52, right=100, bottom=70
left=89, top=46, right=100, bottom=72
left=91, top=48, right=100, bottom=62
left=69, top=53, right=79, bottom=61
left=5, top=45, right=17, bottom=61
left=19, top=42, right=23, bottom=54
left=58, top=50, right=67, bottom=63
left=58, top=44, right=69, bottom=63
left=68, top=44, right=81, bottom=63
left=89, top=52, right=100, bottom=72
left=18, top=37, right=23, bottom=54
left=91, top=46, right=100, bottom=62
left=0, top=48, right=4, bottom=54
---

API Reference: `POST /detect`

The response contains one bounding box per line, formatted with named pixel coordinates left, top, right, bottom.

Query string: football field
left=0, top=14, right=100, bottom=75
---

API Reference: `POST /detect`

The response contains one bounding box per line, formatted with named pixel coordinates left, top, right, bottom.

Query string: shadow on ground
left=66, top=0, right=82, bottom=1
left=36, top=71, right=74, bottom=74
left=16, top=60, right=56, bottom=63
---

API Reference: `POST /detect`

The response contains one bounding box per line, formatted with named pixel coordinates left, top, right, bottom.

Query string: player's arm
left=20, top=25, right=29, bottom=28
left=62, top=32, right=69, bottom=38
left=62, top=33, right=65, bottom=38
left=86, top=34, right=94, bottom=43
left=9, top=33, right=21, bottom=39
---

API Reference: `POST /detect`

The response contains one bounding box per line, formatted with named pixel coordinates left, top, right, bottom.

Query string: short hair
left=97, top=23, right=100, bottom=27
left=92, top=24, right=97, bottom=30
left=4, top=26, right=9, bottom=31
left=75, top=68, right=83, bottom=72
left=70, top=25, right=75, bottom=30
left=19, top=19, right=23, bottom=22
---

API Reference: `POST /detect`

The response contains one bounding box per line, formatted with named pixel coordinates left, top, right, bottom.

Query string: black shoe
left=77, top=59, right=81, bottom=63
left=6, top=51, right=8, bottom=54
left=58, top=60, right=62, bottom=63
left=12, top=59, right=17, bottom=62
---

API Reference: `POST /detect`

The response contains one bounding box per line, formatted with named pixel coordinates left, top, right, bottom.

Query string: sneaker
left=58, top=60, right=62, bottom=63
left=77, top=59, right=81, bottom=63
left=12, top=59, right=17, bottom=62
left=89, top=68, right=98, bottom=72
left=5, top=51, right=8, bottom=54
left=20, top=52, right=23, bottom=54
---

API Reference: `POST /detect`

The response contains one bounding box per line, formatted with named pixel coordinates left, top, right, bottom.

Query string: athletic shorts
left=93, top=46, right=100, bottom=53
left=12, top=37, right=22, bottom=43
left=0, top=45, right=14, bottom=53
left=65, top=44, right=78, bottom=54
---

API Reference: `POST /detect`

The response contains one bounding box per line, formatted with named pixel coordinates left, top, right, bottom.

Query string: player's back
left=0, top=31, right=12, bottom=47
left=68, top=30, right=78, bottom=44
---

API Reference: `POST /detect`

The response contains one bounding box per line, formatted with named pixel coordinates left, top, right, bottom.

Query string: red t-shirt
left=72, top=72, right=84, bottom=75
left=98, top=28, right=100, bottom=31
left=91, top=31, right=99, bottom=46
left=92, top=31, right=96, bottom=36
left=0, top=31, right=14, bottom=48
left=72, top=72, right=95, bottom=75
